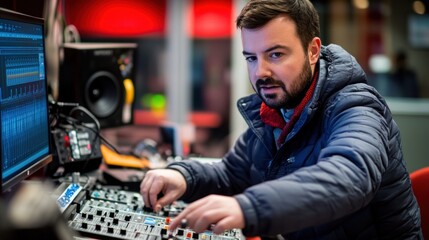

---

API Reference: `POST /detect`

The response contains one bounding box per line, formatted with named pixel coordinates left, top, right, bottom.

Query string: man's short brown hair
left=236, top=0, right=320, bottom=51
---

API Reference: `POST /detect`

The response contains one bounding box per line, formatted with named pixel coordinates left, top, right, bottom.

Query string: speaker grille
left=85, top=71, right=121, bottom=118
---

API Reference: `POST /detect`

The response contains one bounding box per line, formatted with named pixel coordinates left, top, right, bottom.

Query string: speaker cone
left=84, top=71, right=121, bottom=118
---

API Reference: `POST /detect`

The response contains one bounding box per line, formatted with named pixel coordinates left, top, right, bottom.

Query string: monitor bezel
left=0, top=7, right=53, bottom=194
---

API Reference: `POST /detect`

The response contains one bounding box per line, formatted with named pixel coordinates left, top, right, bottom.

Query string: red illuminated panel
left=64, top=0, right=233, bottom=39
left=189, top=0, right=233, bottom=39
left=64, top=0, right=166, bottom=37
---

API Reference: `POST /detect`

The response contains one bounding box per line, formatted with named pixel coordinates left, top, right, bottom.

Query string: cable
left=69, top=105, right=101, bottom=131
left=78, top=123, right=121, bottom=154
left=56, top=111, right=121, bottom=155
left=50, top=102, right=138, bottom=161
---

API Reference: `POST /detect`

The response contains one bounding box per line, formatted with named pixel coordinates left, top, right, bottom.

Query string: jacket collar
left=260, top=69, right=319, bottom=145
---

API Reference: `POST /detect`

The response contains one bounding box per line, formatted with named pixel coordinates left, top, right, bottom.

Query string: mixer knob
left=92, top=191, right=101, bottom=198
left=95, top=224, right=101, bottom=231
left=124, top=215, right=131, bottom=221
left=120, top=229, right=127, bottom=235
left=143, top=206, right=153, bottom=212
left=81, top=222, right=87, bottom=229
left=118, top=193, right=126, bottom=200
left=108, top=227, right=114, bottom=233
left=113, top=218, right=119, bottom=225
left=75, top=203, right=81, bottom=213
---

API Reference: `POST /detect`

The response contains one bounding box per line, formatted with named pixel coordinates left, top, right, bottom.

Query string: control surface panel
left=66, top=185, right=243, bottom=240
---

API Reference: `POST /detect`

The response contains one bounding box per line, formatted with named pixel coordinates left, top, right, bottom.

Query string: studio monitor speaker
left=58, top=43, right=137, bottom=128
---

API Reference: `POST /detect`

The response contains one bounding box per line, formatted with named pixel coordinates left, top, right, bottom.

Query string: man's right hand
left=140, top=169, right=187, bottom=212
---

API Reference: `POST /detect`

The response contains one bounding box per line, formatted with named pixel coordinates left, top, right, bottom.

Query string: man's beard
left=255, top=58, right=313, bottom=109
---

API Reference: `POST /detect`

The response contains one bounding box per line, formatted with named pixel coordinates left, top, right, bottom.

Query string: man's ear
left=308, top=37, right=321, bottom=65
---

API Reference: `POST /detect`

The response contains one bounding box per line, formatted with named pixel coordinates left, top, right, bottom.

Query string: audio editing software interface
left=0, top=15, right=50, bottom=183
left=56, top=182, right=244, bottom=240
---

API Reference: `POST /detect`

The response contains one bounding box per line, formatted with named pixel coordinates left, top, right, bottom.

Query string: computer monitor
left=0, top=8, right=52, bottom=193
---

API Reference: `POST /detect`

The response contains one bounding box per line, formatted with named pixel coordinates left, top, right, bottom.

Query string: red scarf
left=260, top=70, right=318, bottom=145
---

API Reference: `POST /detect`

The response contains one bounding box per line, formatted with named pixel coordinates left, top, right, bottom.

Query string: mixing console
left=65, top=185, right=243, bottom=240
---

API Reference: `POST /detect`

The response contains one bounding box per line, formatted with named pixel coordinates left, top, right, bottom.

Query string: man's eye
left=245, top=56, right=256, bottom=62
left=270, top=52, right=283, bottom=59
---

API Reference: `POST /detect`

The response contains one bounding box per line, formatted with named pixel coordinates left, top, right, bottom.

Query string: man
left=140, top=0, right=422, bottom=239
left=390, top=50, right=420, bottom=98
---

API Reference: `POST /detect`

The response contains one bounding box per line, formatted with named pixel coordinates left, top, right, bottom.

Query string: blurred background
left=1, top=0, right=428, bottom=172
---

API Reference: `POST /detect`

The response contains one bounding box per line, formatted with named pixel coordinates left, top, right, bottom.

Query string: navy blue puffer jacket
left=168, top=44, right=422, bottom=239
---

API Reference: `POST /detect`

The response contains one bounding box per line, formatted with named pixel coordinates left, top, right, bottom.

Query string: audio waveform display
left=5, top=55, right=40, bottom=86
left=1, top=83, right=49, bottom=180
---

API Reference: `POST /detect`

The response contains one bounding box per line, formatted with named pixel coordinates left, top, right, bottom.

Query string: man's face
left=241, top=16, right=319, bottom=109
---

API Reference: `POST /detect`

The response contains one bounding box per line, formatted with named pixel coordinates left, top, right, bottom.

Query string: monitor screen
left=0, top=8, right=52, bottom=193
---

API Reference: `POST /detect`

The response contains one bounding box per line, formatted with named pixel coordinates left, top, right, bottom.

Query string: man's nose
left=255, top=59, right=271, bottom=79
